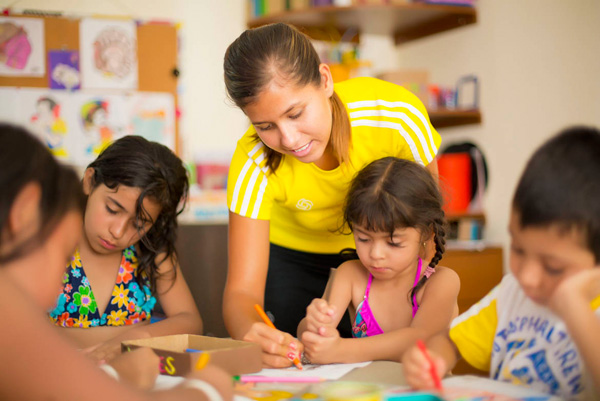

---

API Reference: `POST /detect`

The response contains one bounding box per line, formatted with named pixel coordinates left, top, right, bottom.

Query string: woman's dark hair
left=342, top=157, right=447, bottom=308
left=224, top=22, right=351, bottom=172
left=0, top=124, right=85, bottom=263
left=87, top=135, right=189, bottom=292
left=513, top=126, right=600, bottom=262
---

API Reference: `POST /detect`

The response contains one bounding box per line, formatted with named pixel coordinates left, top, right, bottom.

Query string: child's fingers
left=300, top=330, right=322, bottom=345
left=315, top=299, right=336, bottom=316
left=187, top=365, right=234, bottom=401
left=317, top=325, right=340, bottom=338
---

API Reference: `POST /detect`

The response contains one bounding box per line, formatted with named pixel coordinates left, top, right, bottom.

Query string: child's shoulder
left=425, top=265, right=461, bottom=292
left=336, top=259, right=369, bottom=281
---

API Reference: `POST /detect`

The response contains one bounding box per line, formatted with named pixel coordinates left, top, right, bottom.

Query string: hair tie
left=424, top=266, right=435, bottom=279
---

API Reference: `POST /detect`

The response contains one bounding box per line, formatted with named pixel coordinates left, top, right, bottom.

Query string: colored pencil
left=416, top=339, right=443, bottom=391
left=195, top=352, right=211, bottom=370
left=253, top=304, right=304, bottom=370
left=240, top=375, right=325, bottom=383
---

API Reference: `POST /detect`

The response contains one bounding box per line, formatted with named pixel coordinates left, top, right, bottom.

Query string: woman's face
left=243, top=64, right=336, bottom=170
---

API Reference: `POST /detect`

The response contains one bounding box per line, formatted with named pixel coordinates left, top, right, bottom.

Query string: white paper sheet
left=154, top=375, right=253, bottom=401
left=245, top=361, right=372, bottom=381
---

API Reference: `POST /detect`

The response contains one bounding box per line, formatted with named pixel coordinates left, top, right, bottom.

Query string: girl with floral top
left=49, top=135, right=202, bottom=362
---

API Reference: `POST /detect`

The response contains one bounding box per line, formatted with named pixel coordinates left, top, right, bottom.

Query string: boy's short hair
left=512, top=126, right=600, bottom=262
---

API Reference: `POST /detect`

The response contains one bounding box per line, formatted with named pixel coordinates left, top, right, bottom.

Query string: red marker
left=416, top=339, right=443, bottom=391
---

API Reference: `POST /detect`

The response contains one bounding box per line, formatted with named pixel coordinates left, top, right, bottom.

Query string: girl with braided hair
left=298, top=157, right=460, bottom=363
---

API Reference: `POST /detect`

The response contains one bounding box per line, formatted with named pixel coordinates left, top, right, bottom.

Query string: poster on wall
left=128, top=92, right=175, bottom=151
left=0, top=16, right=45, bottom=77
left=3, top=87, right=176, bottom=166
left=49, top=50, right=81, bottom=90
left=21, top=89, right=74, bottom=161
left=80, top=18, right=138, bottom=90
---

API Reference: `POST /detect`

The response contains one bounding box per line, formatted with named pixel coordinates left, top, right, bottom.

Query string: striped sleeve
left=347, top=80, right=441, bottom=166
left=449, top=284, right=500, bottom=372
left=227, top=137, right=272, bottom=220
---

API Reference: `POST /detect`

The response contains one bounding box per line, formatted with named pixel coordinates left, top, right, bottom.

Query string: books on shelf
left=248, top=0, right=474, bottom=19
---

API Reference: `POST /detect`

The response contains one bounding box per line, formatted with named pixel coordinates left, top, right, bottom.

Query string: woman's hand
left=305, top=298, right=337, bottom=334
left=401, top=343, right=446, bottom=390
left=242, top=321, right=303, bottom=368
left=301, top=325, right=343, bottom=364
left=107, top=347, right=160, bottom=390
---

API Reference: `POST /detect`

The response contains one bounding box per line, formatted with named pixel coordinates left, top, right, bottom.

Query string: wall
left=390, top=0, right=600, bottom=267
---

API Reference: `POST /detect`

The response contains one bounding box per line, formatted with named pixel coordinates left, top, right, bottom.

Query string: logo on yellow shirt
left=296, top=199, right=313, bottom=211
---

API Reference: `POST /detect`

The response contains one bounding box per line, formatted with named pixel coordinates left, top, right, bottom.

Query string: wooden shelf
left=429, top=108, right=481, bottom=128
left=445, top=212, right=485, bottom=222
left=247, top=4, right=477, bottom=45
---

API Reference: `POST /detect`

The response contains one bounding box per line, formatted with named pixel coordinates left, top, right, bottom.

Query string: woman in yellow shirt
left=223, top=22, right=440, bottom=368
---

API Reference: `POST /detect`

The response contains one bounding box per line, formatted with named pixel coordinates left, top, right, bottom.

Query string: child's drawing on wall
left=49, top=50, right=81, bottom=90
left=80, top=99, right=113, bottom=156
left=80, top=18, right=137, bottom=89
left=30, top=96, right=68, bottom=159
left=129, top=93, right=175, bottom=150
left=0, top=17, right=44, bottom=76
left=93, top=27, right=135, bottom=79
left=131, top=109, right=167, bottom=143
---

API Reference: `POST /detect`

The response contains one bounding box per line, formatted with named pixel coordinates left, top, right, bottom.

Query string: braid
left=409, top=218, right=447, bottom=309
left=429, top=218, right=447, bottom=268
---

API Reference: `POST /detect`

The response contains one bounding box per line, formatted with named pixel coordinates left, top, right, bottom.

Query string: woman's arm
left=223, top=211, right=302, bottom=368
left=302, top=266, right=460, bottom=363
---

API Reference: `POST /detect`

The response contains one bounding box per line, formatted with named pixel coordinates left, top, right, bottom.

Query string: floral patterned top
left=49, top=245, right=156, bottom=328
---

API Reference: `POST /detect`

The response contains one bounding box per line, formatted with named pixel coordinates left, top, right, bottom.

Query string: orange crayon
left=253, top=304, right=303, bottom=370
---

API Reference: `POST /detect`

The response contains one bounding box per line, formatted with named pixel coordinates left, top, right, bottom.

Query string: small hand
left=107, top=347, right=160, bottom=390
left=301, top=325, right=342, bottom=364
left=549, top=268, right=600, bottom=317
left=84, top=339, right=122, bottom=363
left=305, top=298, right=337, bottom=334
left=242, top=322, right=303, bottom=368
left=84, top=331, right=151, bottom=363
left=401, top=344, right=446, bottom=390
left=186, top=365, right=234, bottom=401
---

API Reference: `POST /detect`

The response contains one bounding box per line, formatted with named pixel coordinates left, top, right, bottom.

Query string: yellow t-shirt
left=227, top=77, right=441, bottom=253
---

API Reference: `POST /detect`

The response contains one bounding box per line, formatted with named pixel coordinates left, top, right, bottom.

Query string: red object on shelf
left=438, top=152, right=472, bottom=214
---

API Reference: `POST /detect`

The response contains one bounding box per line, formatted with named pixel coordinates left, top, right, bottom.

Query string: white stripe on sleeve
left=350, top=109, right=434, bottom=162
left=348, top=99, right=438, bottom=154
left=351, top=119, right=424, bottom=165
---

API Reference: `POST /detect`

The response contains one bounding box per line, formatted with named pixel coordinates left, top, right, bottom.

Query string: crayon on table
left=253, top=304, right=303, bottom=370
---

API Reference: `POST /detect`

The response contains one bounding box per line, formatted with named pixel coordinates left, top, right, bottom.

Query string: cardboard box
left=377, top=69, right=430, bottom=106
left=122, top=334, right=262, bottom=377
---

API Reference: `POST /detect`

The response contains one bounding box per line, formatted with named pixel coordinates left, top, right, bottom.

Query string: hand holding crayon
left=253, top=304, right=304, bottom=370
left=415, top=339, right=443, bottom=391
